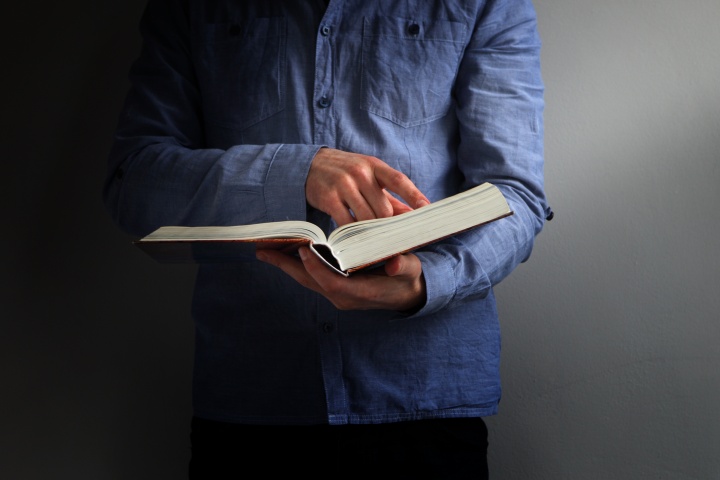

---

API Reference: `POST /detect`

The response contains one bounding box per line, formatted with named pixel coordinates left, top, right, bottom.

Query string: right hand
left=257, top=247, right=426, bottom=312
left=306, top=148, right=430, bottom=226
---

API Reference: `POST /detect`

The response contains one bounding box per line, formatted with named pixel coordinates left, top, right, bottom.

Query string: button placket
left=314, top=19, right=335, bottom=143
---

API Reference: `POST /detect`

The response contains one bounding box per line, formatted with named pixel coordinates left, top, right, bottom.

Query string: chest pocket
left=194, top=17, right=287, bottom=130
left=361, top=16, right=467, bottom=128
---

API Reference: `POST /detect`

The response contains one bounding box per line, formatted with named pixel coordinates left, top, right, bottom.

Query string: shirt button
left=320, top=25, right=331, bottom=36
left=408, top=23, right=420, bottom=36
left=318, top=96, right=332, bottom=108
left=322, top=323, right=334, bottom=333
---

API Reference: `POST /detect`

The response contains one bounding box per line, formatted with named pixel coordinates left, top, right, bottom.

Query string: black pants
left=189, top=416, right=489, bottom=479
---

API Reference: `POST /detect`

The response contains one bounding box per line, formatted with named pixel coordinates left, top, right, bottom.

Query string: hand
left=256, top=247, right=427, bottom=312
left=306, top=148, right=430, bottom=226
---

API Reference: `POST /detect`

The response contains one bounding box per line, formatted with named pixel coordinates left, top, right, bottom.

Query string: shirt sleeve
left=103, top=0, right=321, bottom=237
left=413, top=0, right=551, bottom=317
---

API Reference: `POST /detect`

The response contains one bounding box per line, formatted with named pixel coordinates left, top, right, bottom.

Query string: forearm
left=412, top=0, right=549, bottom=316
left=104, top=141, right=321, bottom=237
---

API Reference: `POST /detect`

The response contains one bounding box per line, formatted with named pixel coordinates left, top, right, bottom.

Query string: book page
left=327, top=183, right=511, bottom=272
left=140, top=221, right=327, bottom=244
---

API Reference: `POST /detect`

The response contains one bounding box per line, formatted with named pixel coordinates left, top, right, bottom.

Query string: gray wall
left=487, top=1, right=720, bottom=478
left=3, top=1, right=718, bottom=479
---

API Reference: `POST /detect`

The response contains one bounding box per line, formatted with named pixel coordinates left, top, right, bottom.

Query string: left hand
left=256, top=247, right=426, bottom=312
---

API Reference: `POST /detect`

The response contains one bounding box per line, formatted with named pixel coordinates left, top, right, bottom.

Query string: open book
left=134, top=182, right=512, bottom=276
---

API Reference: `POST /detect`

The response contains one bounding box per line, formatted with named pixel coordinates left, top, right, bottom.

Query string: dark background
left=2, top=2, right=196, bottom=478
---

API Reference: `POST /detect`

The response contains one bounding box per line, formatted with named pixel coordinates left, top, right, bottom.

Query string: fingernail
left=298, top=247, right=308, bottom=260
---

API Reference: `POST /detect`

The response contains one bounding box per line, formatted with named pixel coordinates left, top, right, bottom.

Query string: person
left=104, top=0, right=551, bottom=478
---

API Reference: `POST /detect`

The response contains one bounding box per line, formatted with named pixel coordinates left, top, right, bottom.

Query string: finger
left=328, top=203, right=357, bottom=226
left=338, top=169, right=392, bottom=221
left=340, top=190, right=410, bottom=223
left=384, top=253, right=422, bottom=278
left=385, top=191, right=414, bottom=216
left=342, top=191, right=378, bottom=223
left=321, top=176, right=378, bottom=224
left=318, top=187, right=362, bottom=226
left=374, top=165, right=430, bottom=209
left=357, top=180, right=394, bottom=220
left=298, top=246, right=346, bottom=288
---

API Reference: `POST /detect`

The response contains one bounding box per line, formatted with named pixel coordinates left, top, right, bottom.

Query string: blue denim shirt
left=105, top=0, right=549, bottom=425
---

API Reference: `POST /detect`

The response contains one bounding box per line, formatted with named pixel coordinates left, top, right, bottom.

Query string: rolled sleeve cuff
left=264, top=144, right=325, bottom=222
left=412, top=250, right=457, bottom=317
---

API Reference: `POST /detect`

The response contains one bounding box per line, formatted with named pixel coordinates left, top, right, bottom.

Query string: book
left=134, top=182, right=513, bottom=276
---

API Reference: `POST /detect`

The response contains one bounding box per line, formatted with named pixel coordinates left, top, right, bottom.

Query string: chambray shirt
left=105, top=0, right=549, bottom=425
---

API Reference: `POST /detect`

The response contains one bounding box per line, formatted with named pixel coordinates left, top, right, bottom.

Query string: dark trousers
left=189, top=416, right=489, bottom=479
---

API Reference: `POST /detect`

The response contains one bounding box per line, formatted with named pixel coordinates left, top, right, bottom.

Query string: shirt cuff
left=410, top=250, right=457, bottom=317
left=263, top=144, right=325, bottom=222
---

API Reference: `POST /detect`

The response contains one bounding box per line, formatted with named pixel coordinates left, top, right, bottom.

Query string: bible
left=134, top=182, right=512, bottom=276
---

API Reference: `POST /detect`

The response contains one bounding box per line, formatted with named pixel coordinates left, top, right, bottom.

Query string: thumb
left=384, top=253, right=421, bottom=277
